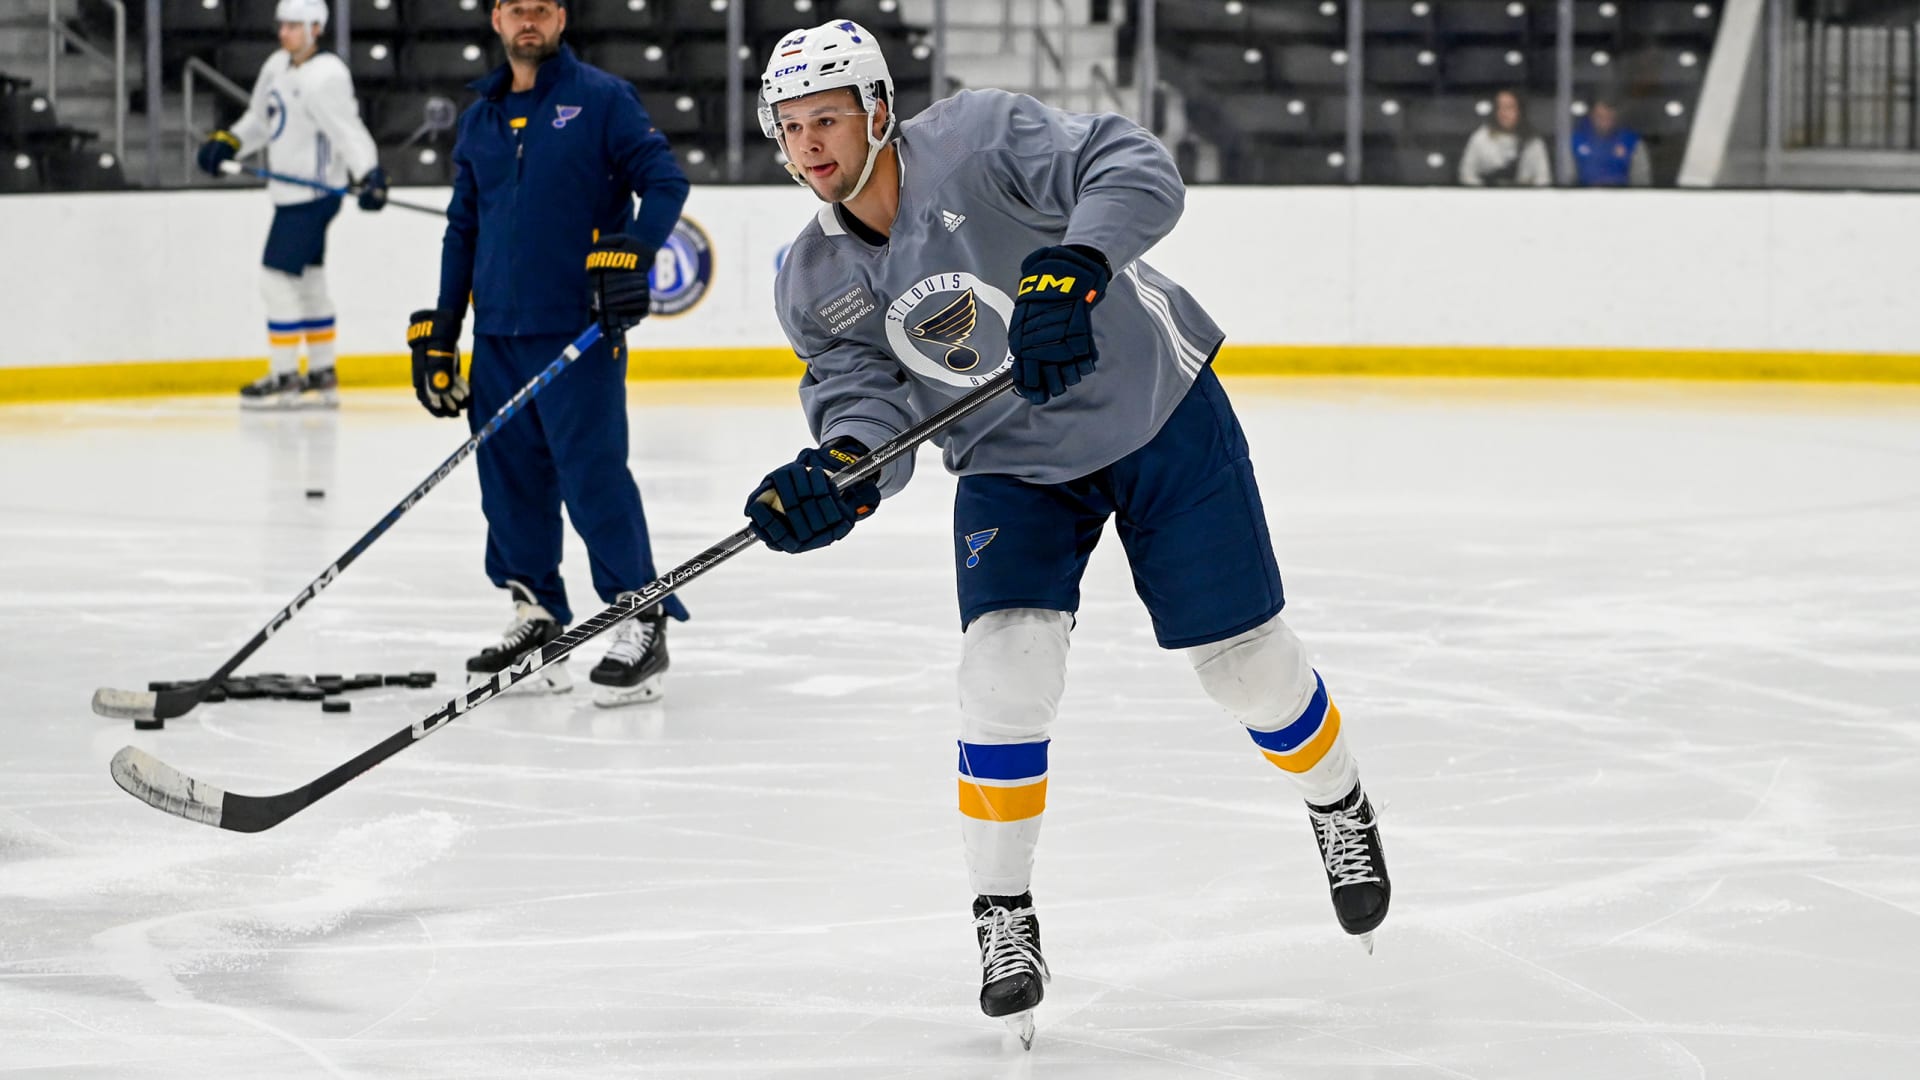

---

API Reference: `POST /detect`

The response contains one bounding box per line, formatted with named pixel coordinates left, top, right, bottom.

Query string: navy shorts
left=952, top=366, right=1285, bottom=650
left=261, top=196, right=342, bottom=275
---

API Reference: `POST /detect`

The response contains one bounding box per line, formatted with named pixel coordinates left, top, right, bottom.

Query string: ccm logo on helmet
left=773, top=63, right=808, bottom=78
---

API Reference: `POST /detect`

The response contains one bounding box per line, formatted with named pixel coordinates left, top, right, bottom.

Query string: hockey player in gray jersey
left=746, top=21, right=1391, bottom=1048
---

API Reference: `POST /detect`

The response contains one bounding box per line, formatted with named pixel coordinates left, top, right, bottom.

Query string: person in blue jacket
left=407, top=0, right=689, bottom=707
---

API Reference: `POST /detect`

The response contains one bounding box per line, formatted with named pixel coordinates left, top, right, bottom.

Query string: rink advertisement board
left=3, top=185, right=1920, bottom=398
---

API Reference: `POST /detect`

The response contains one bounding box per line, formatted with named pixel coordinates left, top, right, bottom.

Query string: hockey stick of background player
left=91, top=323, right=606, bottom=725
left=108, top=371, right=1017, bottom=833
left=217, top=160, right=448, bottom=217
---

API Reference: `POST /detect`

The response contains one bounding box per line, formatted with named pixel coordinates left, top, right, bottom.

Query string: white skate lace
left=496, top=605, right=550, bottom=652
left=602, top=615, right=655, bottom=667
left=975, top=904, right=1049, bottom=985
left=1309, top=800, right=1382, bottom=889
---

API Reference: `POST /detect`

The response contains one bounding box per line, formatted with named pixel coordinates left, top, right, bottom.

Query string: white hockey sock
left=1189, top=615, right=1360, bottom=807
left=957, top=608, right=1071, bottom=897
left=261, top=268, right=306, bottom=376
left=297, top=266, right=337, bottom=373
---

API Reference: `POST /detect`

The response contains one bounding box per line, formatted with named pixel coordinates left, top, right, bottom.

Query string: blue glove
left=745, top=438, right=882, bottom=554
left=196, top=130, right=240, bottom=177
left=1005, top=244, right=1111, bottom=404
left=357, top=165, right=389, bottom=211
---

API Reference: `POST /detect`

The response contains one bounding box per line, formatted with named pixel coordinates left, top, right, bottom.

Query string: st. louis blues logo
left=553, top=105, right=582, bottom=129
left=963, top=529, right=998, bottom=569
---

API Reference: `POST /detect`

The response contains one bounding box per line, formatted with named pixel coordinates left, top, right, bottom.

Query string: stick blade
left=92, top=687, right=158, bottom=720
left=109, top=746, right=226, bottom=828
left=93, top=684, right=205, bottom=721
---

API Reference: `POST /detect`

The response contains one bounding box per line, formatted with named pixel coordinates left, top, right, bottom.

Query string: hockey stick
left=92, top=323, right=605, bottom=724
left=218, top=160, right=447, bottom=217
left=109, top=372, right=1015, bottom=832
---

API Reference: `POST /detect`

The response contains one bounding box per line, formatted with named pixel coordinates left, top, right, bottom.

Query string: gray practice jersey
left=774, top=89, right=1225, bottom=495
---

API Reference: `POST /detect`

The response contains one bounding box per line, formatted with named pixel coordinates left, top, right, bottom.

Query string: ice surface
left=2, top=378, right=1918, bottom=1078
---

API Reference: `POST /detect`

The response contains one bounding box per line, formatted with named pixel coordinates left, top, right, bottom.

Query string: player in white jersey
left=196, top=0, right=388, bottom=409
left=746, top=22, right=1391, bottom=1048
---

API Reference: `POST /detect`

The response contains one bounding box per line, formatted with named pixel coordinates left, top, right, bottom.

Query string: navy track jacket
left=437, top=46, right=689, bottom=336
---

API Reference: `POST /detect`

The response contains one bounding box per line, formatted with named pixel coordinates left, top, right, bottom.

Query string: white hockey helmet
left=758, top=21, right=896, bottom=198
left=275, top=0, right=328, bottom=29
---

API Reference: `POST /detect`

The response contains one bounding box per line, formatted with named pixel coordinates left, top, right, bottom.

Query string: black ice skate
left=1307, top=784, right=1391, bottom=954
left=299, top=367, right=340, bottom=409
left=465, top=581, right=572, bottom=694
left=973, top=893, right=1050, bottom=1050
left=588, top=596, right=667, bottom=708
left=238, top=370, right=302, bottom=410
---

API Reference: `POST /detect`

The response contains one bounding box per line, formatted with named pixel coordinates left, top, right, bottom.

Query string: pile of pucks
left=145, top=671, right=438, bottom=714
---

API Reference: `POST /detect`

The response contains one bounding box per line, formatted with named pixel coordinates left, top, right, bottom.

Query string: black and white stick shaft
left=109, top=372, right=1013, bottom=832
left=92, top=324, right=603, bottom=724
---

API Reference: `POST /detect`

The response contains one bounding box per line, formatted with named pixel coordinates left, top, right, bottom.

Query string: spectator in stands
left=1571, top=97, right=1651, bottom=187
left=1458, top=89, right=1551, bottom=187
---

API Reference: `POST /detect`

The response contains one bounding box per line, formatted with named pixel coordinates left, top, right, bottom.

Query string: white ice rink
left=3, top=376, right=1918, bottom=1078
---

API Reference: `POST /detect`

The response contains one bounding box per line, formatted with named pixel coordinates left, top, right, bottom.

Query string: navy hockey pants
left=468, top=331, right=688, bottom=626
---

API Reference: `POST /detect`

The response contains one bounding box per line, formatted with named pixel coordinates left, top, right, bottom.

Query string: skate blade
left=591, top=675, right=662, bottom=709
left=1004, top=1011, right=1036, bottom=1051
left=1356, top=931, right=1375, bottom=955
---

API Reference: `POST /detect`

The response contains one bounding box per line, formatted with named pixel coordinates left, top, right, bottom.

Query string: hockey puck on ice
left=383, top=673, right=412, bottom=686
left=321, top=699, right=351, bottom=713
left=305, top=488, right=325, bottom=499
left=292, top=685, right=326, bottom=702
left=409, top=671, right=437, bottom=687
left=133, top=717, right=164, bottom=731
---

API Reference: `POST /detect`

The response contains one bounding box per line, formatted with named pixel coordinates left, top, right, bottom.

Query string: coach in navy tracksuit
left=408, top=0, right=689, bottom=698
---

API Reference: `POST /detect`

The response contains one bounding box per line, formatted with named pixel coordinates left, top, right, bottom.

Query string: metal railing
left=1786, top=4, right=1919, bottom=148
left=181, top=57, right=250, bottom=182
left=46, top=0, right=126, bottom=164
left=1032, top=0, right=1072, bottom=106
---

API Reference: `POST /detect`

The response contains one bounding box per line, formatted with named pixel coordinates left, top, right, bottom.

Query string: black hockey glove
left=196, top=130, right=240, bottom=177
left=1005, top=244, right=1111, bottom=405
left=744, top=437, right=882, bottom=555
left=407, top=309, right=469, bottom=419
left=357, top=165, right=389, bottom=212
left=586, top=234, right=653, bottom=338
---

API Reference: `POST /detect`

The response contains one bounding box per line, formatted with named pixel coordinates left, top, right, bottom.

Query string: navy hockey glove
left=407, top=309, right=469, bottom=418
left=357, top=165, right=389, bottom=212
left=745, top=437, right=882, bottom=554
left=196, top=130, right=240, bottom=177
left=587, top=235, right=653, bottom=337
left=1005, top=244, right=1110, bottom=405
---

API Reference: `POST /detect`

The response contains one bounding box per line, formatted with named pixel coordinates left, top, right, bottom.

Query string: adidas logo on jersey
left=941, top=210, right=967, bottom=232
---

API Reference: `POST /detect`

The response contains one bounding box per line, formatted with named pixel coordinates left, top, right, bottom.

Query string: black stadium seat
left=165, top=0, right=233, bottom=34
left=576, top=0, right=660, bottom=33
left=639, top=89, right=704, bottom=134
left=1444, top=44, right=1527, bottom=88
left=1367, top=43, right=1439, bottom=87
left=348, top=38, right=400, bottom=82
left=582, top=40, right=674, bottom=85
left=402, top=40, right=496, bottom=83
left=673, top=0, right=735, bottom=34
left=215, top=40, right=277, bottom=85
left=44, top=142, right=127, bottom=189
left=350, top=0, right=404, bottom=33
left=0, top=150, right=42, bottom=191
left=1368, top=1, right=1437, bottom=37
left=1437, top=0, right=1528, bottom=40
left=405, top=0, right=486, bottom=33
left=1248, top=1, right=1343, bottom=41
left=1273, top=43, right=1348, bottom=89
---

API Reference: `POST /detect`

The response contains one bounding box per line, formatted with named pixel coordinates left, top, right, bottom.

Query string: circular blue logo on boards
left=648, top=216, right=713, bottom=318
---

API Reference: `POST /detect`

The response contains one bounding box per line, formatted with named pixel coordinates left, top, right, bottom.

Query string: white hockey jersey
left=229, top=49, right=378, bottom=206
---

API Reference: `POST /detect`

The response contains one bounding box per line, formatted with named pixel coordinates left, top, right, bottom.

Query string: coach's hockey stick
left=109, top=371, right=1015, bottom=832
left=92, top=323, right=605, bottom=724
left=218, top=160, right=447, bottom=217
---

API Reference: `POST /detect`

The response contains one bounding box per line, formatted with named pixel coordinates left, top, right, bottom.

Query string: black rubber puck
left=383, top=673, right=411, bottom=686
left=147, top=680, right=171, bottom=692
left=292, top=685, right=326, bottom=702
left=321, top=699, right=351, bottom=713
left=133, top=717, right=164, bottom=731
left=408, top=671, right=437, bottom=687
left=305, top=488, right=325, bottom=499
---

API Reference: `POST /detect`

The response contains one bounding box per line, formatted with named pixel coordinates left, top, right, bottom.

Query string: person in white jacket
left=1458, top=88, right=1551, bottom=188
left=196, top=0, right=388, bottom=408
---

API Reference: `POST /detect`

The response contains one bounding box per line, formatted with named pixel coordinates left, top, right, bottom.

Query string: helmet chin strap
left=776, top=99, right=898, bottom=201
